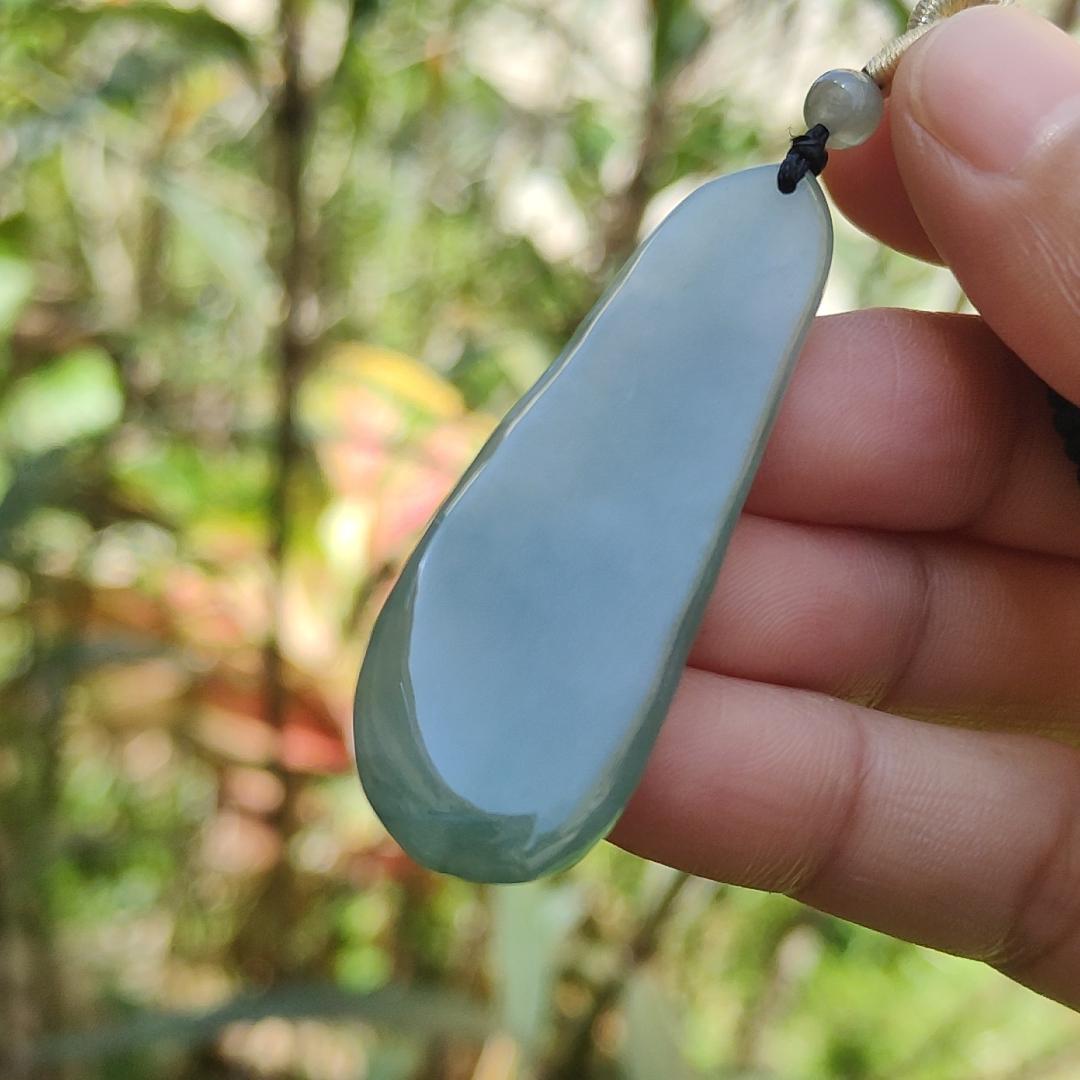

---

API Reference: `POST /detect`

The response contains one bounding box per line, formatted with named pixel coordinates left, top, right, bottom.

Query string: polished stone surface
left=354, top=166, right=833, bottom=883
left=804, top=68, right=885, bottom=149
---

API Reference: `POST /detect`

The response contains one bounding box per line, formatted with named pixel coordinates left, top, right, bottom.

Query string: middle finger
left=693, top=514, right=1080, bottom=736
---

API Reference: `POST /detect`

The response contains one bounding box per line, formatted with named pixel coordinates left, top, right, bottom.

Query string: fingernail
left=905, top=6, right=1080, bottom=174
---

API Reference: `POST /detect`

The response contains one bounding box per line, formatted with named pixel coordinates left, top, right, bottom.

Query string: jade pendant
left=354, top=165, right=833, bottom=883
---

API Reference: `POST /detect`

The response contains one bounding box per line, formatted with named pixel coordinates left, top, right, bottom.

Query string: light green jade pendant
left=347, top=11, right=975, bottom=882
left=354, top=165, right=833, bottom=882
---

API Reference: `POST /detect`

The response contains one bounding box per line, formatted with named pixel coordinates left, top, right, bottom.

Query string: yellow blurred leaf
left=323, top=344, right=465, bottom=422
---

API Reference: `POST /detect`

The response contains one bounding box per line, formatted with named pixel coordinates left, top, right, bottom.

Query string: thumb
left=891, top=6, right=1080, bottom=400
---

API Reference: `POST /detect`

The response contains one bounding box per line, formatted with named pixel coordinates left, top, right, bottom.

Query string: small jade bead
left=804, top=68, right=884, bottom=150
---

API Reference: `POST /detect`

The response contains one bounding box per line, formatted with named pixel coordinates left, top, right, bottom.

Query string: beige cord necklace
left=866, top=0, right=1013, bottom=89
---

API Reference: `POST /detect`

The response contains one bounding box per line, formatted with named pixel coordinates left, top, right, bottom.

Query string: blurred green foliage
left=1, top=1, right=1079, bottom=1078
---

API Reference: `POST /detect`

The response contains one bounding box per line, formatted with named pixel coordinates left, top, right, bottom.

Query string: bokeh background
left=3, top=0, right=1080, bottom=1077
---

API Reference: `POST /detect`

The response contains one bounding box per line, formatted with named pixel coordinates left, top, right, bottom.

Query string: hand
left=611, top=5, right=1080, bottom=1009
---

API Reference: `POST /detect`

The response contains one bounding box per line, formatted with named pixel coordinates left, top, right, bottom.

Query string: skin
left=611, top=6, right=1080, bottom=1009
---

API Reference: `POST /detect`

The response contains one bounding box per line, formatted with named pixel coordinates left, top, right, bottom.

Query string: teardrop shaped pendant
left=353, top=0, right=1022, bottom=884
left=354, top=167, right=831, bottom=883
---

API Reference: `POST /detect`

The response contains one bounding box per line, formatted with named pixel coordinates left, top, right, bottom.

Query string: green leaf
left=365, top=1041, right=423, bottom=1080
left=652, top=0, right=711, bottom=84
left=490, top=882, right=581, bottom=1051
left=350, top=0, right=383, bottom=32
left=112, top=439, right=268, bottom=525
left=0, top=450, right=74, bottom=541
left=619, top=972, right=698, bottom=1080
left=0, top=252, right=34, bottom=340
left=33, top=983, right=496, bottom=1064
left=44, top=637, right=169, bottom=675
left=155, top=179, right=274, bottom=310
left=876, top=0, right=912, bottom=31
left=56, top=2, right=256, bottom=72
left=1, top=347, right=123, bottom=453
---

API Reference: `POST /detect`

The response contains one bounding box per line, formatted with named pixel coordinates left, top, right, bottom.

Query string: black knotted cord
left=777, top=124, right=830, bottom=195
